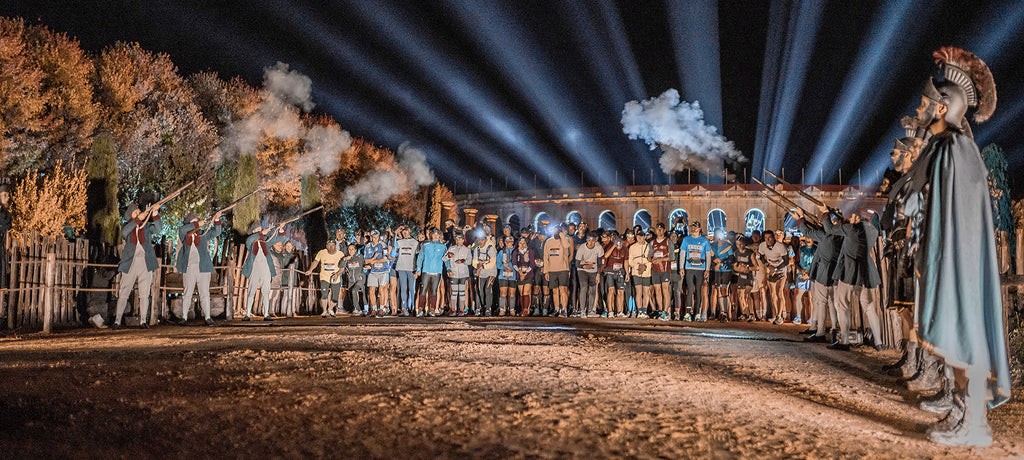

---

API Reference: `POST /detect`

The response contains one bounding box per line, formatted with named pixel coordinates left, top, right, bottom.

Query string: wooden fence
left=2, top=233, right=325, bottom=332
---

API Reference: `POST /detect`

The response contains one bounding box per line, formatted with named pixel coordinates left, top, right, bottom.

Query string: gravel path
left=0, top=317, right=1021, bottom=459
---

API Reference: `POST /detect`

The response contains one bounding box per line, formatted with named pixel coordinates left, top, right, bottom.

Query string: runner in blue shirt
left=710, top=229, right=735, bottom=321
left=680, top=222, right=713, bottom=321
left=792, top=236, right=816, bottom=325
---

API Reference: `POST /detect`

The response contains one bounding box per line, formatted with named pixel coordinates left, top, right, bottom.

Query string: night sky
left=5, top=0, right=1024, bottom=194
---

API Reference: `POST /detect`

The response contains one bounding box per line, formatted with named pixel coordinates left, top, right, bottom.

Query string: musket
left=138, top=179, right=196, bottom=223
left=263, top=205, right=325, bottom=233
left=751, top=176, right=816, bottom=216
left=763, top=169, right=841, bottom=215
left=216, top=186, right=264, bottom=216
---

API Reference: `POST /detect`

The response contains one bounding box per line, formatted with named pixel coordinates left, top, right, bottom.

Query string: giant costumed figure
left=902, top=46, right=1009, bottom=447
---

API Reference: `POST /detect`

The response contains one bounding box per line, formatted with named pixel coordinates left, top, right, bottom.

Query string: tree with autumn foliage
left=0, top=17, right=100, bottom=174
left=10, top=159, right=88, bottom=239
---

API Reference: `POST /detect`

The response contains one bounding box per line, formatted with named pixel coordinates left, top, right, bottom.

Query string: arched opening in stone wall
left=633, top=209, right=651, bottom=232
left=507, top=214, right=521, bottom=233
left=534, top=212, right=555, bottom=232
left=669, top=208, right=688, bottom=233
left=599, top=210, right=616, bottom=231
left=707, top=209, right=727, bottom=237
left=745, top=208, right=765, bottom=236
left=565, top=210, right=582, bottom=226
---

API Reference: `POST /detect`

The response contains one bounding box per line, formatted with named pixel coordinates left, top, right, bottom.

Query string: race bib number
left=502, top=270, right=514, bottom=278
left=534, top=260, right=544, bottom=267
left=549, top=249, right=559, bottom=257
left=400, top=248, right=413, bottom=255
left=324, top=264, right=336, bottom=271
left=373, top=263, right=383, bottom=269
left=670, top=262, right=678, bottom=271
left=654, top=251, right=664, bottom=258
left=612, top=264, right=622, bottom=271
left=687, top=249, right=703, bottom=266
left=347, top=262, right=360, bottom=268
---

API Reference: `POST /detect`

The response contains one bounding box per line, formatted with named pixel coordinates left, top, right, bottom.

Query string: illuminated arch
left=633, top=209, right=652, bottom=231
left=506, top=213, right=521, bottom=232
left=707, top=209, right=727, bottom=236
left=745, top=208, right=766, bottom=236
left=534, top=212, right=554, bottom=231
left=565, top=210, right=582, bottom=226
left=668, top=208, right=688, bottom=233
left=599, top=210, right=616, bottom=231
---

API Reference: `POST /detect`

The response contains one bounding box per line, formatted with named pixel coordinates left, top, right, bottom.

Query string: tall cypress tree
left=232, top=155, right=259, bottom=235
left=86, top=133, right=119, bottom=245
left=301, top=174, right=327, bottom=252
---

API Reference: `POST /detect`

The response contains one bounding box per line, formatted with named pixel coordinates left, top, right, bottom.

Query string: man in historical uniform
left=902, top=47, right=1009, bottom=446
left=242, top=222, right=287, bottom=321
left=114, top=203, right=163, bottom=329
left=174, top=211, right=223, bottom=326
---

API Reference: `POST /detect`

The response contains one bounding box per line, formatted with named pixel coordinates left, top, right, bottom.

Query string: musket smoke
left=342, top=142, right=435, bottom=206
left=219, top=62, right=351, bottom=177
left=622, top=89, right=746, bottom=179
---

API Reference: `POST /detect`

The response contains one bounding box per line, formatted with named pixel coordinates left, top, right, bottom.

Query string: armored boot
left=906, top=353, right=943, bottom=394
left=932, top=390, right=966, bottom=433
left=920, top=365, right=956, bottom=414
left=889, top=341, right=921, bottom=378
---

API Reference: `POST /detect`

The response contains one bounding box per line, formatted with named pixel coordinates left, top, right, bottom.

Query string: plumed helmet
left=923, top=77, right=969, bottom=129
left=931, top=47, right=997, bottom=123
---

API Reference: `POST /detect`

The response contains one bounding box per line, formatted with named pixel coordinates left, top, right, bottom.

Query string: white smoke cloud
left=218, top=62, right=351, bottom=178
left=622, top=89, right=746, bottom=179
left=342, top=142, right=436, bottom=206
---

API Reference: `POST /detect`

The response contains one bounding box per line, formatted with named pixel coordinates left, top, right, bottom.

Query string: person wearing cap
left=667, top=231, right=683, bottom=320
left=602, top=233, right=628, bottom=317
left=473, top=233, right=497, bottom=316
left=732, top=237, right=759, bottom=321
left=113, top=202, right=163, bottom=329
left=394, top=226, right=419, bottom=316
left=444, top=231, right=472, bottom=316
left=363, top=230, right=390, bottom=316
left=341, top=243, right=367, bottom=314
left=758, top=229, right=789, bottom=325
left=627, top=230, right=653, bottom=318
left=680, top=222, right=712, bottom=321
left=307, top=239, right=346, bottom=317
left=415, top=228, right=447, bottom=316
left=526, top=227, right=549, bottom=315
left=543, top=225, right=574, bottom=317
left=496, top=235, right=518, bottom=316
left=648, top=223, right=673, bottom=320
left=241, top=222, right=287, bottom=321
left=791, top=235, right=816, bottom=325
left=820, top=206, right=883, bottom=351
left=575, top=231, right=604, bottom=317
left=710, top=228, right=735, bottom=322
left=793, top=209, right=843, bottom=341
left=511, top=236, right=536, bottom=316
left=174, top=210, right=223, bottom=326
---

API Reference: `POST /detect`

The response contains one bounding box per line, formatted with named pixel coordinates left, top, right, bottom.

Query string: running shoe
left=682, top=313, right=692, bottom=321
left=658, top=311, right=669, bottom=321
left=773, top=316, right=784, bottom=325
left=637, top=312, right=648, bottom=319
left=792, top=315, right=802, bottom=325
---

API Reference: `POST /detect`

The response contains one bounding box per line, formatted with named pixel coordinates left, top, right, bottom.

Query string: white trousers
left=181, top=269, right=213, bottom=320
left=834, top=282, right=882, bottom=345
left=809, top=281, right=833, bottom=336
left=244, top=258, right=272, bottom=318
left=115, top=261, right=154, bottom=325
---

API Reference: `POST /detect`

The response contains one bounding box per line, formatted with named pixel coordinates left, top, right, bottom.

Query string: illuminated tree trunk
left=232, top=155, right=259, bottom=234
left=86, top=134, right=120, bottom=245
left=301, top=174, right=327, bottom=252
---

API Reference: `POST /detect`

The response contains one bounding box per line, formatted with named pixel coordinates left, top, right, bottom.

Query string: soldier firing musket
left=239, top=206, right=322, bottom=321
left=763, top=170, right=842, bottom=216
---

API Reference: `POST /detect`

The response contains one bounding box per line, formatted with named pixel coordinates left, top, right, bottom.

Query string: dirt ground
left=1, top=317, right=1022, bottom=459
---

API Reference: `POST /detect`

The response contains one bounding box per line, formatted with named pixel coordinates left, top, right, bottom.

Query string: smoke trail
left=219, top=62, right=351, bottom=177
left=342, top=142, right=436, bottom=206
left=622, top=89, right=745, bottom=179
